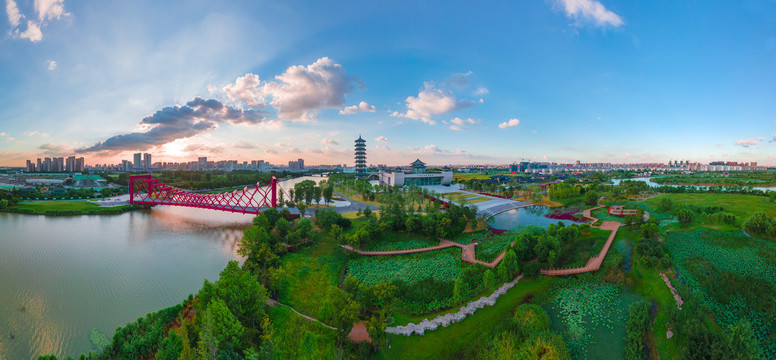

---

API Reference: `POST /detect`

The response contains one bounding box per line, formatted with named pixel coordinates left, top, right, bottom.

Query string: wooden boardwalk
left=341, top=239, right=502, bottom=268
left=342, top=203, right=624, bottom=274
left=540, top=204, right=621, bottom=276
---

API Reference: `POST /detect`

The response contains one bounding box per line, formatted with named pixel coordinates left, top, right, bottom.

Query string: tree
left=326, top=286, right=360, bottom=345
left=585, top=191, right=599, bottom=206
left=513, top=304, right=551, bottom=337
left=518, top=331, right=571, bottom=360
left=405, top=215, right=421, bottom=233
left=274, top=218, right=290, bottom=238
left=199, top=261, right=268, bottom=327
left=453, top=276, right=467, bottom=303
left=483, top=270, right=497, bottom=289
left=660, top=197, right=674, bottom=210
left=262, top=208, right=280, bottom=228
left=330, top=224, right=343, bottom=244
left=0, top=199, right=7, bottom=209
left=743, top=212, right=770, bottom=235
left=363, top=207, right=372, bottom=218
left=293, top=218, right=315, bottom=243
left=199, top=298, right=244, bottom=353
left=323, top=186, right=334, bottom=206
left=315, top=208, right=341, bottom=230
left=296, top=202, right=307, bottom=217
left=677, top=208, right=695, bottom=226
left=238, top=226, right=271, bottom=259
left=156, top=331, right=184, bottom=360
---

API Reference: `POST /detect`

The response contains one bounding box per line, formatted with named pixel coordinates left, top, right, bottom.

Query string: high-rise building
left=26, top=160, right=34, bottom=172
left=134, top=153, right=142, bottom=170
left=354, top=135, right=367, bottom=178
left=297, top=158, right=304, bottom=170
left=36, top=158, right=42, bottom=171
left=143, top=153, right=152, bottom=171
left=76, top=157, right=85, bottom=171
left=43, top=157, right=52, bottom=172
left=66, top=156, right=76, bottom=172
left=198, top=157, right=208, bottom=170
left=53, top=157, right=64, bottom=172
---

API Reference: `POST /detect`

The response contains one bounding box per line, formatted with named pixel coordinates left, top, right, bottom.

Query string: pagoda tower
left=354, top=135, right=367, bottom=179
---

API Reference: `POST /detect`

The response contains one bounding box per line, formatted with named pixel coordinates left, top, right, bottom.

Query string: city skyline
left=1, top=0, right=775, bottom=166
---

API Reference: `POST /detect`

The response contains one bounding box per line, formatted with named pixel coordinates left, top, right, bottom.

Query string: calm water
left=0, top=175, right=325, bottom=360
left=489, top=206, right=575, bottom=230
left=611, top=177, right=776, bottom=191
left=0, top=205, right=255, bottom=359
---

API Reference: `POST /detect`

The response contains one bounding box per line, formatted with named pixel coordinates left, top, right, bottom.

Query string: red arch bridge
left=129, top=175, right=295, bottom=215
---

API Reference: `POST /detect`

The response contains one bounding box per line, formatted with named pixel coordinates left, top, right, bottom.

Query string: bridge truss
left=129, top=175, right=294, bottom=215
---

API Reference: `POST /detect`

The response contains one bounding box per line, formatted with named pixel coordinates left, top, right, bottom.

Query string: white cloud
left=447, top=117, right=481, bottom=131
left=5, top=0, right=23, bottom=27
left=715, top=142, right=724, bottom=147
left=223, top=73, right=265, bottom=108
left=25, top=131, right=50, bottom=138
left=375, top=145, right=391, bottom=151
left=265, top=149, right=278, bottom=155
left=340, top=101, right=376, bottom=114
left=375, top=136, right=389, bottom=143
left=223, top=58, right=356, bottom=121
left=34, top=0, right=68, bottom=21
left=758, top=136, right=765, bottom=141
left=735, top=138, right=758, bottom=147
left=19, top=20, right=42, bottom=42
left=394, top=81, right=477, bottom=124
left=321, top=138, right=338, bottom=145
left=532, top=130, right=539, bottom=134
left=474, top=87, right=489, bottom=96
left=498, top=118, right=521, bottom=129
left=554, top=0, right=624, bottom=28
left=305, top=147, right=323, bottom=154
left=47, top=60, right=56, bottom=70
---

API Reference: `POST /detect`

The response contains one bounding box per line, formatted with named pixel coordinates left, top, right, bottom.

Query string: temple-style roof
left=410, top=159, right=426, bottom=167
left=355, top=135, right=366, bottom=143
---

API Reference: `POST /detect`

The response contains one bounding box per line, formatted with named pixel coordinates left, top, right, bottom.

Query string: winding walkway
left=341, top=239, right=503, bottom=269
left=540, top=204, right=621, bottom=276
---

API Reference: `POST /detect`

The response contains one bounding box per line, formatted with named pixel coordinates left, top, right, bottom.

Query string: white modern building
left=379, top=159, right=453, bottom=187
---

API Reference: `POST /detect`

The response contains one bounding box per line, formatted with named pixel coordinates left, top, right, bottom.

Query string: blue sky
left=1, top=0, right=775, bottom=166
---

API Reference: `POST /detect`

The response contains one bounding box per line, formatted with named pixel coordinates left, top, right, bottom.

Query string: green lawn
left=643, top=193, right=776, bottom=228
left=15, top=200, right=102, bottom=211
left=381, top=276, right=557, bottom=360
left=8, top=200, right=135, bottom=215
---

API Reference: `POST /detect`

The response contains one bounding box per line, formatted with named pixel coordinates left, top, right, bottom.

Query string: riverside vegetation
left=28, top=171, right=776, bottom=360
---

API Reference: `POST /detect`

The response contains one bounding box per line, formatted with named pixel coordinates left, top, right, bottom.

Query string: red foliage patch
left=544, top=208, right=586, bottom=223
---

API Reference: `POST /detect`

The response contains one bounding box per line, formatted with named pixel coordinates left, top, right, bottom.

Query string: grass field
left=15, top=200, right=102, bottom=212
left=643, top=193, right=776, bottom=227
left=382, top=276, right=557, bottom=360
left=276, top=229, right=346, bottom=322
left=268, top=304, right=339, bottom=359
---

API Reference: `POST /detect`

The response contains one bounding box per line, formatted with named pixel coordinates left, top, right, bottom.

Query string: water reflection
left=489, top=206, right=575, bottom=230
left=0, top=207, right=248, bottom=360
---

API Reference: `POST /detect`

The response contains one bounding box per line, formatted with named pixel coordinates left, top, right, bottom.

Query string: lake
left=0, top=175, right=327, bottom=360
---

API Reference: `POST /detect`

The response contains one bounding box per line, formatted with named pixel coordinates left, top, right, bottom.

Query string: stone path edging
left=660, top=273, right=684, bottom=310
left=386, top=275, right=524, bottom=336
